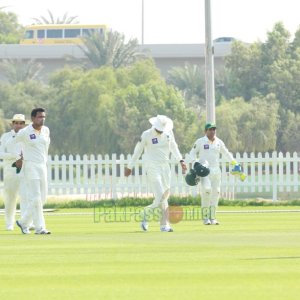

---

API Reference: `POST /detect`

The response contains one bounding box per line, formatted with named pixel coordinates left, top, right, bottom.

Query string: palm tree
left=78, top=30, right=146, bottom=69
left=168, top=63, right=206, bottom=111
left=0, top=59, right=44, bottom=84
left=32, top=9, right=79, bottom=24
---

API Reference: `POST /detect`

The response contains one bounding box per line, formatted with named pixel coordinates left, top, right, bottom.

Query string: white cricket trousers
left=3, top=166, right=25, bottom=229
left=20, top=161, right=48, bottom=231
left=200, top=168, right=221, bottom=219
left=144, top=162, right=171, bottom=226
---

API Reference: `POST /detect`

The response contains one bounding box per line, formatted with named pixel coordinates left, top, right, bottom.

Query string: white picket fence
left=0, top=152, right=299, bottom=201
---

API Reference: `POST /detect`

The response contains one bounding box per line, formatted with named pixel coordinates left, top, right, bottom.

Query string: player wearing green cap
left=188, top=123, right=244, bottom=225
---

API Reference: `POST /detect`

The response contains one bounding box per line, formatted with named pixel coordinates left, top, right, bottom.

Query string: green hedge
left=44, top=197, right=300, bottom=209
left=1, top=197, right=299, bottom=209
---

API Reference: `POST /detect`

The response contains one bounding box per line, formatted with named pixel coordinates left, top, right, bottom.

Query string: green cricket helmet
left=194, top=161, right=210, bottom=177
left=185, top=169, right=200, bottom=186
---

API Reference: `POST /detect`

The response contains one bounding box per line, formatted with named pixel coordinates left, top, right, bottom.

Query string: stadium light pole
left=204, top=0, right=216, bottom=123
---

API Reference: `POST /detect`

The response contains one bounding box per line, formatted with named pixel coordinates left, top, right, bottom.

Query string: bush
left=1, top=197, right=299, bottom=209
left=42, top=197, right=300, bottom=209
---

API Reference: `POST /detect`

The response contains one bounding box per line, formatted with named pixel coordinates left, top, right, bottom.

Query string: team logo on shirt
left=30, top=134, right=36, bottom=139
left=152, top=138, right=158, bottom=144
left=204, top=144, right=209, bottom=149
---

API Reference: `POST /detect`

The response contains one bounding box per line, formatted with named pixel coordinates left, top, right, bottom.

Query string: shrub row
left=44, top=197, right=300, bottom=209
left=1, top=197, right=299, bottom=209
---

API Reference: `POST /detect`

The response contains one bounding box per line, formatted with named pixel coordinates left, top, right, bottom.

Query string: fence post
left=111, top=153, right=117, bottom=199
left=272, top=151, right=277, bottom=201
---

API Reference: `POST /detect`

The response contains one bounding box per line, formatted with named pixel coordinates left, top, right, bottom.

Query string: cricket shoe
left=203, top=219, right=211, bottom=225
left=35, top=229, right=51, bottom=235
left=160, top=226, right=174, bottom=232
left=6, top=225, right=14, bottom=231
left=210, top=219, right=220, bottom=225
left=140, top=221, right=149, bottom=231
left=16, top=220, right=30, bottom=234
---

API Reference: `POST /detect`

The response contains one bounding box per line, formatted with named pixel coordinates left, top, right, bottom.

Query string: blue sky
left=4, top=0, right=300, bottom=44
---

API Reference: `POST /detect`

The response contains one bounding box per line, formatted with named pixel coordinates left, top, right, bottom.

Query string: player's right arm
left=125, top=132, right=147, bottom=177
left=187, top=139, right=201, bottom=165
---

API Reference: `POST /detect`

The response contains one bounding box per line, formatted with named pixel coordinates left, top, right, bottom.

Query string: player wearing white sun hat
left=125, top=115, right=187, bottom=232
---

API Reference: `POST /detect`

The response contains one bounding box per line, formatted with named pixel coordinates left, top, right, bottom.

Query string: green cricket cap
left=204, top=123, right=217, bottom=130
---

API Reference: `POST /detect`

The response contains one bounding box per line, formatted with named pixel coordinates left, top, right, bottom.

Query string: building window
left=47, top=29, right=63, bottom=38
left=65, top=29, right=81, bottom=38
left=37, top=30, right=45, bottom=38
left=24, top=30, right=34, bottom=39
left=82, top=29, right=95, bottom=37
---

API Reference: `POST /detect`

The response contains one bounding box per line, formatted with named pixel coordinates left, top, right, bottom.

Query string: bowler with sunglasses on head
left=125, top=115, right=187, bottom=232
left=188, top=123, right=242, bottom=225
left=0, top=114, right=27, bottom=231
left=15, top=108, right=51, bottom=235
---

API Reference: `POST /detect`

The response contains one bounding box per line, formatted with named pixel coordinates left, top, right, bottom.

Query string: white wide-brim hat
left=149, top=115, right=173, bottom=132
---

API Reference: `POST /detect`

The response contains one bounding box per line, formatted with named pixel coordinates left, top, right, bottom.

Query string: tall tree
left=0, top=10, right=23, bottom=43
left=78, top=30, right=146, bottom=69
left=32, top=10, right=79, bottom=24
left=276, top=108, right=300, bottom=153
left=0, top=80, right=50, bottom=118
left=167, top=63, right=206, bottom=113
left=291, top=26, right=300, bottom=50
left=0, top=59, right=43, bottom=84
left=216, top=94, right=279, bottom=153
left=225, top=41, right=264, bottom=100
left=225, top=22, right=297, bottom=106
left=46, top=60, right=198, bottom=155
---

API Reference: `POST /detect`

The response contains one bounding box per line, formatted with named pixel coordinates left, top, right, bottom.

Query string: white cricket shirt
left=189, top=135, right=234, bottom=168
left=128, top=128, right=183, bottom=169
left=0, top=130, right=23, bottom=168
left=15, top=124, right=50, bottom=164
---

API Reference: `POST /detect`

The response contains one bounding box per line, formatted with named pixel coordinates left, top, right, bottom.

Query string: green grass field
left=1, top=207, right=300, bottom=300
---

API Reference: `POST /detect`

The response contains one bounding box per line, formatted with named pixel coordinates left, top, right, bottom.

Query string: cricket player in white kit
left=189, top=123, right=240, bottom=225
left=0, top=114, right=26, bottom=230
left=15, top=108, right=51, bottom=234
left=125, top=115, right=187, bottom=232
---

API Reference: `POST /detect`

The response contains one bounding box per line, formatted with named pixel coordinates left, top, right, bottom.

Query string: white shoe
left=16, top=220, right=30, bottom=234
left=35, top=229, right=51, bottom=235
left=160, top=226, right=174, bottom=232
left=203, top=219, right=211, bottom=225
left=210, top=219, right=220, bottom=225
left=6, top=225, right=14, bottom=231
left=141, top=221, right=148, bottom=231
